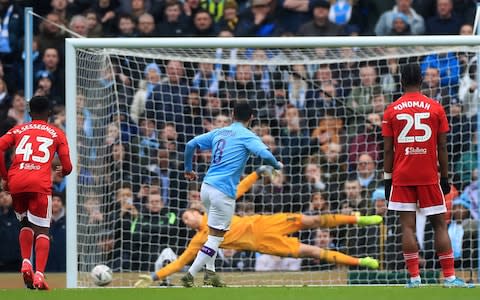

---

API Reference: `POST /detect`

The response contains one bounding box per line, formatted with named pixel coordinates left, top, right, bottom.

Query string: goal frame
left=65, top=35, right=480, bottom=288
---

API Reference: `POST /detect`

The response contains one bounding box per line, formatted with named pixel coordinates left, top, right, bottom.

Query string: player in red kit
left=0, top=96, right=72, bottom=290
left=382, top=64, right=471, bottom=288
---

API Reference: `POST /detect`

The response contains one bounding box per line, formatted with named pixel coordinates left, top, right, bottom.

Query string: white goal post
left=66, top=36, right=480, bottom=288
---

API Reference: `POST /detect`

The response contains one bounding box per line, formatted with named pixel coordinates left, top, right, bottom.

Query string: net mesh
left=74, top=45, right=480, bottom=287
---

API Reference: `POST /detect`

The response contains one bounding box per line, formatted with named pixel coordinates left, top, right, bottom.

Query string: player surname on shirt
left=393, top=100, right=431, bottom=111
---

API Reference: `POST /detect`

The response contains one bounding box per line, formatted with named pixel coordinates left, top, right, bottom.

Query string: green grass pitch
left=1, top=286, right=480, bottom=300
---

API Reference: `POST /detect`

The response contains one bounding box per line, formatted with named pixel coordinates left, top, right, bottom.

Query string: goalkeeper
left=135, top=166, right=382, bottom=288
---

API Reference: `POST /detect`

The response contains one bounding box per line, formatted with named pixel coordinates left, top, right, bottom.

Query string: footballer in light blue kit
left=181, top=101, right=282, bottom=287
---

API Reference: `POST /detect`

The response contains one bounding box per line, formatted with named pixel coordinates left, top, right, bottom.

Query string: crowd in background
left=0, top=0, right=479, bottom=276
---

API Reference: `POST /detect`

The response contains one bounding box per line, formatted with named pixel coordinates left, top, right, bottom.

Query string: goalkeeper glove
left=256, top=165, right=274, bottom=177
left=134, top=274, right=154, bottom=288
left=440, top=177, right=450, bottom=195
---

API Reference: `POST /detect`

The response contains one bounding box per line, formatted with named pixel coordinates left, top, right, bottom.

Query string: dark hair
left=233, top=101, right=253, bottom=122
left=29, top=96, right=50, bottom=115
left=401, top=63, right=422, bottom=88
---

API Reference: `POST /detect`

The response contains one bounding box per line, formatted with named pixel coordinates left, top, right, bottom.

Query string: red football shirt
left=0, top=120, right=72, bottom=194
left=382, top=91, right=449, bottom=186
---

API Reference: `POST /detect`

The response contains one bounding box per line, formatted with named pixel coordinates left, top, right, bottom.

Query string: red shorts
left=11, top=193, right=52, bottom=228
left=388, top=184, right=446, bottom=216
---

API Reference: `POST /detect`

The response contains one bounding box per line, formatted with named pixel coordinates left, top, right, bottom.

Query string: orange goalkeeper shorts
left=253, top=213, right=303, bottom=258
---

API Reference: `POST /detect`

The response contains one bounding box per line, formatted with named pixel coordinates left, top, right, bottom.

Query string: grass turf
left=1, top=286, right=480, bottom=300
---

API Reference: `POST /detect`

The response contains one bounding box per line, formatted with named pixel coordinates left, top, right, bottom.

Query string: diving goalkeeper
left=135, top=167, right=382, bottom=288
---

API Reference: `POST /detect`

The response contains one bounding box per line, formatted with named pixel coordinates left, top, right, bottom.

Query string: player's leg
left=183, top=185, right=233, bottom=287
left=399, top=211, right=420, bottom=285
left=298, top=244, right=379, bottom=269
left=27, top=193, right=52, bottom=290
left=300, top=214, right=382, bottom=229
left=12, top=193, right=35, bottom=289
left=419, top=185, right=472, bottom=288
left=389, top=185, right=421, bottom=287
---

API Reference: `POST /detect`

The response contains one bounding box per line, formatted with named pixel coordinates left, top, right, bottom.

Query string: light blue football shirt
left=184, top=122, right=280, bottom=198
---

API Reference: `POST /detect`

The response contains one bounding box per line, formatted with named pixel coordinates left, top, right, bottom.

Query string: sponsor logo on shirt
left=404, top=147, right=427, bottom=156
left=19, top=162, right=41, bottom=170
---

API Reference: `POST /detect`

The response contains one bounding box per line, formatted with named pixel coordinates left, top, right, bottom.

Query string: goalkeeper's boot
left=33, top=271, right=49, bottom=290
left=359, top=257, right=379, bottom=270
left=204, top=270, right=226, bottom=287
left=443, top=277, right=474, bottom=288
left=21, top=259, right=34, bottom=289
left=357, top=215, right=383, bottom=227
left=180, top=272, right=195, bottom=288
left=405, top=278, right=421, bottom=288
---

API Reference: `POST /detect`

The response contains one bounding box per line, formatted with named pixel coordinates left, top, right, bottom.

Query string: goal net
left=69, top=38, right=480, bottom=287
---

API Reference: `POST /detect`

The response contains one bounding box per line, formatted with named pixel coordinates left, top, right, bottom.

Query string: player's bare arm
left=383, top=136, right=394, bottom=198
left=437, top=132, right=450, bottom=195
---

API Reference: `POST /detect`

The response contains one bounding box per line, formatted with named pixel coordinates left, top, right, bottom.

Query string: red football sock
left=35, top=234, right=50, bottom=273
left=438, top=250, right=455, bottom=278
left=19, top=227, right=34, bottom=260
left=403, top=251, right=420, bottom=278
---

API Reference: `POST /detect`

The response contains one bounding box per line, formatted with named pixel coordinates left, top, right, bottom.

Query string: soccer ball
left=90, top=264, right=113, bottom=286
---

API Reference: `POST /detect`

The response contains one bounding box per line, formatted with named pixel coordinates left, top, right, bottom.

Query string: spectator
left=389, top=12, right=411, bottom=35
left=147, top=60, right=188, bottom=128
left=447, top=98, right=470, bottom=165
left=191, top=62, right=219, bottom=96
left=453, top=133, right=477, bottom=190
left=348, top=113, right=382, bottom=169
left=297, top=0, right=344, bottom=36
left=252, top=169, right=291, bottom=213
left=228, top=64, right=268, bottom=112
left=318, top=143, right=348, bottom=204
left=421, top=66, right=450, bottom=107
left=110, top=142, right=141, bottom=191
left=374, top=0, right=424, bottom=36
left=37, top=13, right=68, bottom=58
left=135, top=118, right=160, bottom=163
left=301, top=228, right=338, bottom=270
left=146, top=148, right=182, bottom=206
left=235, top=0, right=281, bottom=37
left=286, top=64, right=309, bottom=111
left=137, top=13, right=158, bottom=36
left=459, top=23, right=473, bottom=35
left=93, top=0, right=117, bottom=35
left=7, top=90, right=25, bottom=125
left=0, top=77, right=11, bottom=113
left=425, top=0, right=462, bottom=35
left=131, top=62, right=162, bottom=124
left=338, top=179, right=375, bottom=258
left=84, top=9, right=104, bottom=37
left=183, top=90, right=203, bottom=140
left=277, top=0, right=313, bottom=34
left=298, top=163, right=328, bottom=211
left=116, top=14, right=137, bottom=37
left=459, top=56, right=477, bottom=119
left=347, top=64, right=379, bottom=117
left=421, top=52, right=460, bottom=91
left=134, top=189, right=179, bottom=270
left=34, top=71, right=63, bottom=106
left=213, top=114, right=231, bottom=128
left=69, top=15, right=89, bottom=37
left=157, top=0, right=188, bottom=37
left=217, top=0, right=239, bottom=32
left=380, top=51, right=401, bottom=100
left=183, top=0, right=201, bottom=18
left=130, top=0, right=148, bottom=19
left=37, top=48, right=65, bottom=104
left=328, top=0, right=352, bottom=26
left=352, top=153, right=380, bottom=198
left=47, top=193, right=66, bottom=272
left=311, top=115, right=344, bottom=155
left=0, top=191, right=20, bottom=271
left=191, top=9, right=217, bottom=36
left=50, top=0, right=71, bottom=23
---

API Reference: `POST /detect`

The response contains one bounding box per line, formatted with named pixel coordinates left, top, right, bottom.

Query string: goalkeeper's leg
left=298, top=244, right=379, bottom=269
left=301, top=214, right=382, bottom=229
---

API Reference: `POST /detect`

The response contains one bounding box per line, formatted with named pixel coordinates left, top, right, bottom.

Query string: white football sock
left=188, top=235, right=224, bottom=276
